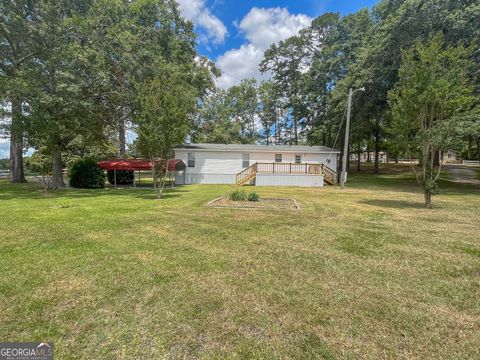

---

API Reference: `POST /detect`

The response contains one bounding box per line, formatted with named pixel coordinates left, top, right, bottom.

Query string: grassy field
left=0, top=165, right=479, bottom=359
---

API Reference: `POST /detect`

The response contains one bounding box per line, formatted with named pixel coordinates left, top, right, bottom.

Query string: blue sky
left=177, top=0, right=378, bottom=87
left=196, top=0, right=377, bottom=57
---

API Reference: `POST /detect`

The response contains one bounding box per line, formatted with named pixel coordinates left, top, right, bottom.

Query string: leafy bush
left=227, top=189, right=260, bottom=202
left=227, top=189, right=247, bottom=201
left=107, top=170, right=134, bottom=185
left=69, top=158, right=105, bottom=189
left=247, top=191, right=260, bottom=202
left=25, top=153, right=51, bottom=175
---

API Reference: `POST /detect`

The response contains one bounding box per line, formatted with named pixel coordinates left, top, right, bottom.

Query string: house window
left=447, top=153, right=451, bottom=158
left=242, top=153, right=250, bottom=168
left=295, top=155, right=301, bottom=164
left=187, top=152, right=195, bottom=167
left=275, top=154, right=282, bottom=163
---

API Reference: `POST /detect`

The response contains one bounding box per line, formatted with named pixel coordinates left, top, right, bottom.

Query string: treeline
left=1, top=0, right=479, bottom=198
left=193, top=0, right=480, bottom=172
left=0, top=0, right=218, bottom=188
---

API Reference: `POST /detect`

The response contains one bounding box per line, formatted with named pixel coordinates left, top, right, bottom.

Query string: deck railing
left=256, top=162, right=322, bottom=175
left=236, top=162, right=337, bottom=185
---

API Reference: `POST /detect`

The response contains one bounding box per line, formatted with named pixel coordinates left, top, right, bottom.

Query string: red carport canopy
left=97, top=159, right=185, bottom=171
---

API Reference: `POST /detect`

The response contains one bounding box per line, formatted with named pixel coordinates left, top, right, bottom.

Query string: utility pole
left=340, top=87, right=364, bottom=189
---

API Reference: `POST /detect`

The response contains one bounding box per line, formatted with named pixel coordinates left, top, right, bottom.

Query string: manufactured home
left=174, top=144, right=340, bottom=187
left=441, top=150, right=460, bottom=164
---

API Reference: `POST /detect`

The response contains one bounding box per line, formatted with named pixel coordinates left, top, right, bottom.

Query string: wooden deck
left=236, top=162, right=337, bottom=186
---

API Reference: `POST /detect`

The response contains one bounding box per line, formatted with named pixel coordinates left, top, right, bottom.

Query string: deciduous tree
left=389, top=36, right=476, bottom=208
left=135, top=64, right=197, bottom=198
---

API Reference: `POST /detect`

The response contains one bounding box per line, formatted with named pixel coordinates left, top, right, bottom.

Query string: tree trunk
left=119, top=119, right=126, bottom=159
left=274, top=119, right=278, bottom=145
left=477, top=138, right=480, bottom=161
left=338, top=139, right=344, bottom=175
left=9, top=97, right=26, bottom=183
left=357, top=149, right=361, bottom=172
left=374, top=118, right=380, bottom=174
left=51, top=148, right=65, bottom=189
left=434, top=150, right=440, bottom=167
left=293, top=118, right=298, bottom=145
left=9, top=140, right=13, bottom=176
left=424, top=190, right=432, bottom=209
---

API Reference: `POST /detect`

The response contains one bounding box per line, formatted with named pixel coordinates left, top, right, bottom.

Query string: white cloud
left=0, top=140, right=9, bottom=158
left=216, top=7, right=312, bottom=88
left=215, top=44, right=264, bottom=88
left=177, top=0, right=227, bottom=45
left=239, top=7, right=311, bottom=50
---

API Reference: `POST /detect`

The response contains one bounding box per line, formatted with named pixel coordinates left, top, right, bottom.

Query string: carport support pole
left=114, top=169, right=117, bottom=188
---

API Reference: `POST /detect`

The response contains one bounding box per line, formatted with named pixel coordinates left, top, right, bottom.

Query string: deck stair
left=236, top=162, right=338, bottom=186
left=236, top=163, right=257, bottom=185
left=321, top=164, right=337, bottom=185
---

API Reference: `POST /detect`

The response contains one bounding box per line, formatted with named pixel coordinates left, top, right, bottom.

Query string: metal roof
left=174, top=143, right=340, bottom=153
left=97, top=159, right=186, bottom=171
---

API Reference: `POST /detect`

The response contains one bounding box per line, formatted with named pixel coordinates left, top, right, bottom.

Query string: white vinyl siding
left=175, top=150, right=338, bottom=174
left=176, top=150, right=244, bottom=174
left=184, top=173, right=235, bottom=184
left=256, top=173, right=323, bottom=187
left=174, top=149, right=339, bottom=185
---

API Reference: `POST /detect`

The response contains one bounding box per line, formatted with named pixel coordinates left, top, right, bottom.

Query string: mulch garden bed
left=206, top=197, right=300, bottom=210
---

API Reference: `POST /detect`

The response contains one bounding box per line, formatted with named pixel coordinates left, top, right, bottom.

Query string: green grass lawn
left=1, top=166, right=479, bottom=359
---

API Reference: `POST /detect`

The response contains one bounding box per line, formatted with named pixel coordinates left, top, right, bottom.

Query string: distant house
left=349, top=151, right=388, bottom=163
left=441, top=150, right=460, bottom=163
left=174, top=144, right=340, bottom=187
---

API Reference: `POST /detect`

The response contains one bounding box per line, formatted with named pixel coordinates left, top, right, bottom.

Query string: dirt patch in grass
left=206, top=197, right=300, bottom=210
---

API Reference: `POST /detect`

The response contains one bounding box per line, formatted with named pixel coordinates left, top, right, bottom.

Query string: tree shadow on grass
left=0, top=181, right=188, bottom=201
left=359, top=199, right=427, bottom=209
left=135, top=187, right=187, bottom=200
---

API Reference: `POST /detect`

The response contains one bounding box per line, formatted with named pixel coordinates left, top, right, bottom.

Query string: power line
left=326, top=100, right=348, bottom=163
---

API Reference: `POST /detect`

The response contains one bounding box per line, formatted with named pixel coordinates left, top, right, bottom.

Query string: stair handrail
left=236, top=163, right=257, bottom=185
left=321, top=163, right=337, bottom=184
